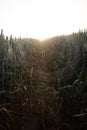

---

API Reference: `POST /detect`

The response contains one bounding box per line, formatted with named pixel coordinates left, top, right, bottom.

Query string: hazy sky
left=0, top=0, right=87, bottom=39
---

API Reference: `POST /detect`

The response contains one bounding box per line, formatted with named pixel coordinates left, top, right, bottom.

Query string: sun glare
left=0, top=0, right=87, bottom=40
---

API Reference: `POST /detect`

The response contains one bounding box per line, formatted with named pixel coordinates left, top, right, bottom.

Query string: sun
left=0, top=0, right=87, bottom=40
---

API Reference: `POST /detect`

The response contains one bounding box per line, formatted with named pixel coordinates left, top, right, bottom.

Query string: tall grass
left=0, top=29, right=87, bottom=129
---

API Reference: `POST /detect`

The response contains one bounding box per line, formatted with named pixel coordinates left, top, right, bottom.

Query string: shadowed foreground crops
left=0, top=29, right=87, bottom=130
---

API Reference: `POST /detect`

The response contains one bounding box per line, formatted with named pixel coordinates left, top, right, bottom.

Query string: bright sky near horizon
left=0, top=0, right=87, bottom=40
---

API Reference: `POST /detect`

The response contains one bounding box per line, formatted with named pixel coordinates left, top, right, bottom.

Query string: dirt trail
left=38, top=49, right=54, bottom=88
